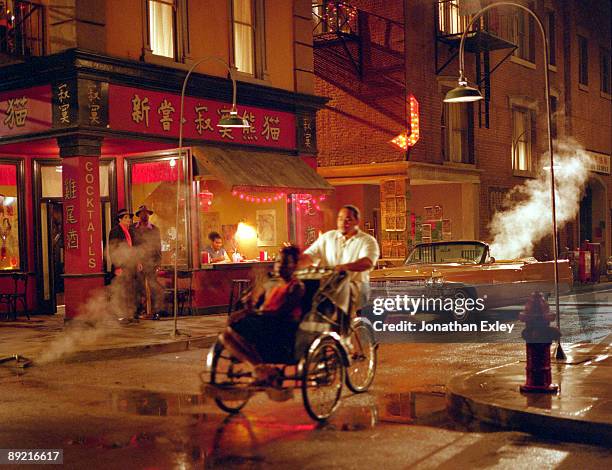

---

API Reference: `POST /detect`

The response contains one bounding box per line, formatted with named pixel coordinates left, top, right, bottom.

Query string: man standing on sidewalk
left=133, top=205, right=163, bottom=319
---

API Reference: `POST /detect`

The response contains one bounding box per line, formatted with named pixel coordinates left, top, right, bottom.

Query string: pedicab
left=202, top=268, right=378, bottom=421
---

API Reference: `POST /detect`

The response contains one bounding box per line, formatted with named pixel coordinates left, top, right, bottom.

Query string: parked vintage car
left=369, top=241, right=573, bottom=322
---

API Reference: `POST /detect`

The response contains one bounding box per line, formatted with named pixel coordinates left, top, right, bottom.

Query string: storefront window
left=197, top=178, right=288, bottom=266
left=0, top=162, right=23, bottom=270
left=41, top=164, right=110, bottom=198
left=128, top=157, right=188, bottom=267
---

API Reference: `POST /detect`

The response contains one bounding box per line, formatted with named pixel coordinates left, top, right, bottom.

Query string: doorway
left=34, top=159, right=116, bottom=314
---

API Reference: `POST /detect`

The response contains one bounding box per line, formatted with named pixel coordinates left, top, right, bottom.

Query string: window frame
left=546, top=10, right=556, bottom=67
left=0, top=158, right=26, bottom=272
left=511, top=5, right=535, bottom=64
left=578, top=34, right=589, bottom=87
left=511, top=106, right=535, bottom=176
left=441, top=99, right=474, bottom=165
left=229, top=0, right=267, bottom=80
left=124, top=151, right=193, bottom=270
left=142, top=0, right=191, bottom=64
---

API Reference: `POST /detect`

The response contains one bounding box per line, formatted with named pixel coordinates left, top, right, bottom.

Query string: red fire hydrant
left=519, top=292, right=560, bottom=393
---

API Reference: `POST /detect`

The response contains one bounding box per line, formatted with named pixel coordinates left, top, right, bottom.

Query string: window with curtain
left=443, top=101, right=473, bottom=164
left=232, top=0, right=255, bottom=75
left=0, top=162, right=23, bottom=270
left=128, top=157, right=189, bottom=267
left=578, top=35, right=589, bottom=86
left=438, top=0, right=462, bottom=36
left=148, top=0, right=176, bottom=58
left=512, top=107, right=532, bottom=172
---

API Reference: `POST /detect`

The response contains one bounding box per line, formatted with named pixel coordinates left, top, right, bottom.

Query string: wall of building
left=314, top=0, right=611, bottom=259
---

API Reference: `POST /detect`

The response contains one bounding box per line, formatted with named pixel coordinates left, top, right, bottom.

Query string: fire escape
left=312, top=1, right=406, bottom=125
left=435, top=0, right=517, bottom=128
left=0, top=1, right=46, bottom=62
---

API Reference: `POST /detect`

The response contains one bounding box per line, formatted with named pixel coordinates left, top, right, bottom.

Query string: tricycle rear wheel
left=210, top=341, right=251, bottom=413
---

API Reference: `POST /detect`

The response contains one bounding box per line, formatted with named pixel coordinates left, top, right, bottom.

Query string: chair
left=0, top=272, right=29, bottom=321
left=159, top=270, right=193, bottom=317
left=228, top=279, right=251, bottom=315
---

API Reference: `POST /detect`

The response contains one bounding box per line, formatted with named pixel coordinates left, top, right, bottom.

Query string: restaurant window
left=145, top=0, right=189, bottom=61
left=546, top=10, right=556, bottom=66
left=196, top=177, right=288, bottom=268
left=442, top=100, right=473, bottom=164
left=600, top=48, right=611, bottom=95
left=0, top=161, right=24, bottom=270
left=578, top=35, right=589, bottom=86
left=230, top=0, right=266, bottom=78
left=511, top=5, right=535, bottom=63
left=512, top=106, right=533, bottom=173
left=127, top=156, right=189, bottom=267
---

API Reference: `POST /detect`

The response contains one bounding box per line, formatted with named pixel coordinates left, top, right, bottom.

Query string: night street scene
left=0, top=0, right=610, bottom=469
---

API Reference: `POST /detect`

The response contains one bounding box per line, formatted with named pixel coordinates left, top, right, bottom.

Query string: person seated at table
left=204, top=231, right=231, bottom=263
left=219, top=245, right=305, bottom=385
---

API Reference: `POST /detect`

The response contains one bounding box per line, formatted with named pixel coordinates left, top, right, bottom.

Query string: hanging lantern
left=198, top=188, right=214, bottom=210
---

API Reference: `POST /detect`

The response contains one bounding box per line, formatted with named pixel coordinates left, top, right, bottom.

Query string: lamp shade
left=444, top=84, right=483, bottom=103
left=217, top=110, right=250, bottom=128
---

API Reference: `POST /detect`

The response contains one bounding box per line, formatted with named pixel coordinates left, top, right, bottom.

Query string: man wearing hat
left=133, top=205, right=163, bottom=318
left=108, top=208, right=138, bottom=320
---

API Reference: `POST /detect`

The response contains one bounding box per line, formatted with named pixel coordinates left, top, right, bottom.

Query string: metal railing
left=0, top=1, right=46, bottom=58
left=312, top=1, right=358, bottom=37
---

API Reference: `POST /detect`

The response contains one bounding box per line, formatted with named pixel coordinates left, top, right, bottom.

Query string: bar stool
left=228, top=279, right=251, bottom=315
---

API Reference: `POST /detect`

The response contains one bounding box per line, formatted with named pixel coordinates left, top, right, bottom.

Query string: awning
left=193, top=147, right=333, bottom=193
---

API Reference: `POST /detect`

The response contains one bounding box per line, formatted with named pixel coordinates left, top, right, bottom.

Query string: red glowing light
left=390, top=94, right=420, bottom=151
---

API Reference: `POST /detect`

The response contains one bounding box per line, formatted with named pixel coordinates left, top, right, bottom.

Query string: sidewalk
left=569, top=278, right=612, bottom=294
left=0, top=313, right=226, bottom=365
left=447, top=336, right=612, bottom=446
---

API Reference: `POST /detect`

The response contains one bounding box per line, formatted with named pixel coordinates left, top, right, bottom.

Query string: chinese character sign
left=62, top=157, right=103, bottom=273
left=0, top=86, right=52, bottom=137
left=109, top=85, right=297, bottom=150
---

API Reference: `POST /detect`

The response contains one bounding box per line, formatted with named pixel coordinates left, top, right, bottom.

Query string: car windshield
left=405, top=242, right=487, bottom=265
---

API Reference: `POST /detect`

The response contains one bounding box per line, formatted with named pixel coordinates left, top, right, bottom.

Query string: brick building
left=0, top=0, right=329, bottom=317
left=313, top=0, right=611, bottom=263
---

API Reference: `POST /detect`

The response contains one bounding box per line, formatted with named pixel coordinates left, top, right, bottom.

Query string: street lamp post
left=172, top=57, right=249, bottom=337
left=444, top=2, right=565, bottom=359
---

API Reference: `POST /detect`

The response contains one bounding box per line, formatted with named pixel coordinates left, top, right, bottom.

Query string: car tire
left=449, top=288, right=477, bottom=323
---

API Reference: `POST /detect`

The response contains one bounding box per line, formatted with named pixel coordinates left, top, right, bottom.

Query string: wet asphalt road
left=0, top=290, right=610, bottom=469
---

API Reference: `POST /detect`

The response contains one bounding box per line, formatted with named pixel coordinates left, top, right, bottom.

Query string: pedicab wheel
left=301, top=338, right=344, bottom=421
left=210, top=341, right=251, bottom=414
left=345, top=318, right=377, bottom=393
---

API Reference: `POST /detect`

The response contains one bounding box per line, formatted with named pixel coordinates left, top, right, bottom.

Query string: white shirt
left=304, top=228, right=380, bottom=285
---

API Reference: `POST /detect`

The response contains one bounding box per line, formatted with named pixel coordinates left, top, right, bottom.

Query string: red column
left=58, top=136, right=105, bottom=320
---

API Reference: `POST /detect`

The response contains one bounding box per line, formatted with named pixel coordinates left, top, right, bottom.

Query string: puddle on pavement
left=110, top=390, right=206, bottom=417
left=323, top=389, right=450, bottom=431
left=378, top=391, right=448, bottom=425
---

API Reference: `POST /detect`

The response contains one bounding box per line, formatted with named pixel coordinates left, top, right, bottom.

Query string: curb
left=446, top=366, right=612, bottom=446
left=569, top=281, right=612, bottom=295
left=36, top=335, right=217, bottom=365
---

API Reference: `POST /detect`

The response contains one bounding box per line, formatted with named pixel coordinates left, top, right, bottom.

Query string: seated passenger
left=204, top=231, right=231, bottom=263
left=220, top=245, right=305, bottom=384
